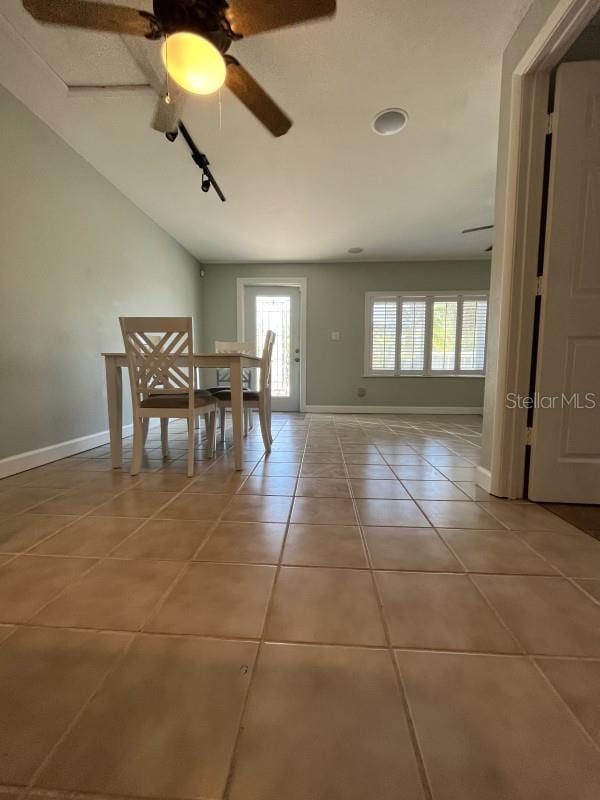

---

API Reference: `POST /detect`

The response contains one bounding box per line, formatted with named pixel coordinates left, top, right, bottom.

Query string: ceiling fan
left=462, top=224, right=494, bottom=252
left=22, top=0, right=337, bottom=137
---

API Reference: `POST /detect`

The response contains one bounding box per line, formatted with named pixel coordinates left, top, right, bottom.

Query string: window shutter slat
left=460, top=298, right=488, bottom=371
left=371, top=300, right=397, bottom=371
left=431, top=300, right=458, bottom=371
left=400, top=300, right=426, bottom=371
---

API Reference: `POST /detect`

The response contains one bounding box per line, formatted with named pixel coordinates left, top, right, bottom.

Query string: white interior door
left=528, top=61, right=600, bottom=502
left=244, top=285, right=301, bottom=412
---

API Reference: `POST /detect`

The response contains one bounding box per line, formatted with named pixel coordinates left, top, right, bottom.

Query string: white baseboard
left=0, top=421, right=158, bottom=480
left=476, top=465, right=492, bottom=492
left=303, top=405, right=483, bottom=415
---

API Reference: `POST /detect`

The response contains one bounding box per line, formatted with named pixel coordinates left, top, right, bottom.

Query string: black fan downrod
left=168, top=121, right=226, bottom=202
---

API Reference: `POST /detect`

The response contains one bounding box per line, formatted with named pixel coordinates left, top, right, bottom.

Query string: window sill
left=361, top=374, right=486, bottom=379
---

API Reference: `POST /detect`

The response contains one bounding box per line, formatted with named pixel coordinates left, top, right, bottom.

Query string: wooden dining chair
left=207, top=342, right=254, bottom=438
left=211, top=330, right=275, bottom=452
left=120, top=317, right=217, bottom=477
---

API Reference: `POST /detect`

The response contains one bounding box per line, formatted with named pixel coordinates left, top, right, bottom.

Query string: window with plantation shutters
left=460, top=298, right=488, bottom=371
left=399, top=299, right=427, bottom=371
left=370, top=300, right=397, bottom=371
left=365, top=292, right=488, bottom=377
left=431, top=299, right=458, bottom=371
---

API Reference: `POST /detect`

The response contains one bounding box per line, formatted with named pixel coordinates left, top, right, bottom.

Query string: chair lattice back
left=120, top=317, right=195, bottom=409
left=214, top=342, right=254, bottom=390
left=214, top=341, right=256, bottom=355
left=260, top=330, right=276, bottom=395
left=215, top=368, right=252, bottom=389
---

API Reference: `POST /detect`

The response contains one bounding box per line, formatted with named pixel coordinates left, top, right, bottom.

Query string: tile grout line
left=221, top=416, right=308, bottom=800
left=9, top=612, right=600, bottom=661
left=130, top=416, right=274, bottom=632
left=430, top=527, right=527, bottom=654
left=139, top=464, right=260, bottom=634
left=23, top=423, right=248, bottom=798
left=507, top=529, right=600, bottom=609
left=21, top=627, right=137, bottom=799
left=0, top=473, right=154, bottom=646
left=438, top=523, right=600, bottom=755
left=0, top=483, right=162, bottom=636
left=9, top=611, right=600, bottom=662
left=4, top=414, right=600, bottom=798
left=9, top=482, right=148, bottom=554
left=6, top=425, right=217, bottom=631
left=345, top=417, right=434, bottom=800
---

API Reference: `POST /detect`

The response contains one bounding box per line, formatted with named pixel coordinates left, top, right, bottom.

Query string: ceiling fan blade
left=22, top=0, right=156, bottom=37
left=462, top=224, right=494, bottom=234
left=225, top=58, right=292, bottom=137
left=226, top=0, right=336, bottom=37
left=152, top=84, right=187, bottom=136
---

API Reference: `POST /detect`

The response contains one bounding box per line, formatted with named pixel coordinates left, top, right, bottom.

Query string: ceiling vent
left=372, top=108, right=408, bottom=136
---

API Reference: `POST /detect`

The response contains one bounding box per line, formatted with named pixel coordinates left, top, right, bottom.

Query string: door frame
left=483, top=0, right=600, bottom=497
left=236, top=277, right=308, bottom=413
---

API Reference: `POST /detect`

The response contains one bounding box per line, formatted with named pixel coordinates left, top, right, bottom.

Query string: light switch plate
left=331, top=331, right=340, bottom=341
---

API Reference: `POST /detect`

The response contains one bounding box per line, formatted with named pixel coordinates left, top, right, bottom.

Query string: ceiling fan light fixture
left=161, top=32, right=226, bottom=95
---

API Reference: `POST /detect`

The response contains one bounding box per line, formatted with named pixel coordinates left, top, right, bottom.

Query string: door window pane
left=256, top=295, right=291, bottom=397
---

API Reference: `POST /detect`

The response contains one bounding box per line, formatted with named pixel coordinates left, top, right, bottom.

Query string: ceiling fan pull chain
left=163, top=32, right=172, bottom=104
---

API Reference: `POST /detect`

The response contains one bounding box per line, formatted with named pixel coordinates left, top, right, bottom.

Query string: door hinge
left=535, top=275, right=544, bottom=296
left=546, top=112, right=555, bottom=135
left=525, top=427, right=534, bottom=446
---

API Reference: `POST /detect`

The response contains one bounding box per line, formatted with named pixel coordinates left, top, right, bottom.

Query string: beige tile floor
left=1, top=412, right=600, bottom=800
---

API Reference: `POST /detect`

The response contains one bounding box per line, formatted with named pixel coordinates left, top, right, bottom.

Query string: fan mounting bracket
left=140, top=10, right=163, bottom=40
left=152, top=0, right=238, bottom=51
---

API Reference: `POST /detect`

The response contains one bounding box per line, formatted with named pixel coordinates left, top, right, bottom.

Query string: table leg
left=105, top=359, right=123, bottom=469
left=230, top=358, right=244, bottom=471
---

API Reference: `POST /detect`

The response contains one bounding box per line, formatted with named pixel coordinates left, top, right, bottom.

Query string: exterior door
left=244, top=285, right=301, bottom=412
left=528, top=61, right=600, bottom=502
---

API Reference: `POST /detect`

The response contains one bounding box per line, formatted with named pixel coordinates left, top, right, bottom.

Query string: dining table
left=102, top=351, right=262, bottom=471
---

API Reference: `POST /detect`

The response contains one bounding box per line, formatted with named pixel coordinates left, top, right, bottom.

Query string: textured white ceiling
left=0, top=0, right=532, bottom=262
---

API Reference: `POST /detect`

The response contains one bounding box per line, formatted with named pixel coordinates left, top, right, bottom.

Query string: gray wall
left=201, top=261, right=490, bottom=408
left=480, top=0, right=587, bottom=470
left=0, top=86, right=202, bottom=460
left=562, top=10, right=600, bottom=62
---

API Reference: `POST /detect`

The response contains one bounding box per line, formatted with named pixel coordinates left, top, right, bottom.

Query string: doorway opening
left=237, top=277, right=307, bottom=413
left=483, top=0, right=600, bottom=503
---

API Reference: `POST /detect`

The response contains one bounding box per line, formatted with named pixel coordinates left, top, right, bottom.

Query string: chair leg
left=267, top=395, right=273, bottom=444
left=142, top=418, right=149, bottom=447
left=131, top=417, right=144, bottom=476
left=187, top=417, right=195, bottom=477
left=244, top=407, right=249, bottom=437
left=220, top=407, right=226, bottom=445
left=207, top=411, right=217, bottom=458
left=248, top=409, right=254, bottom=431
left=258, top=406, right=272, bottom=453
left=160, top=418, right=169, bottom=456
